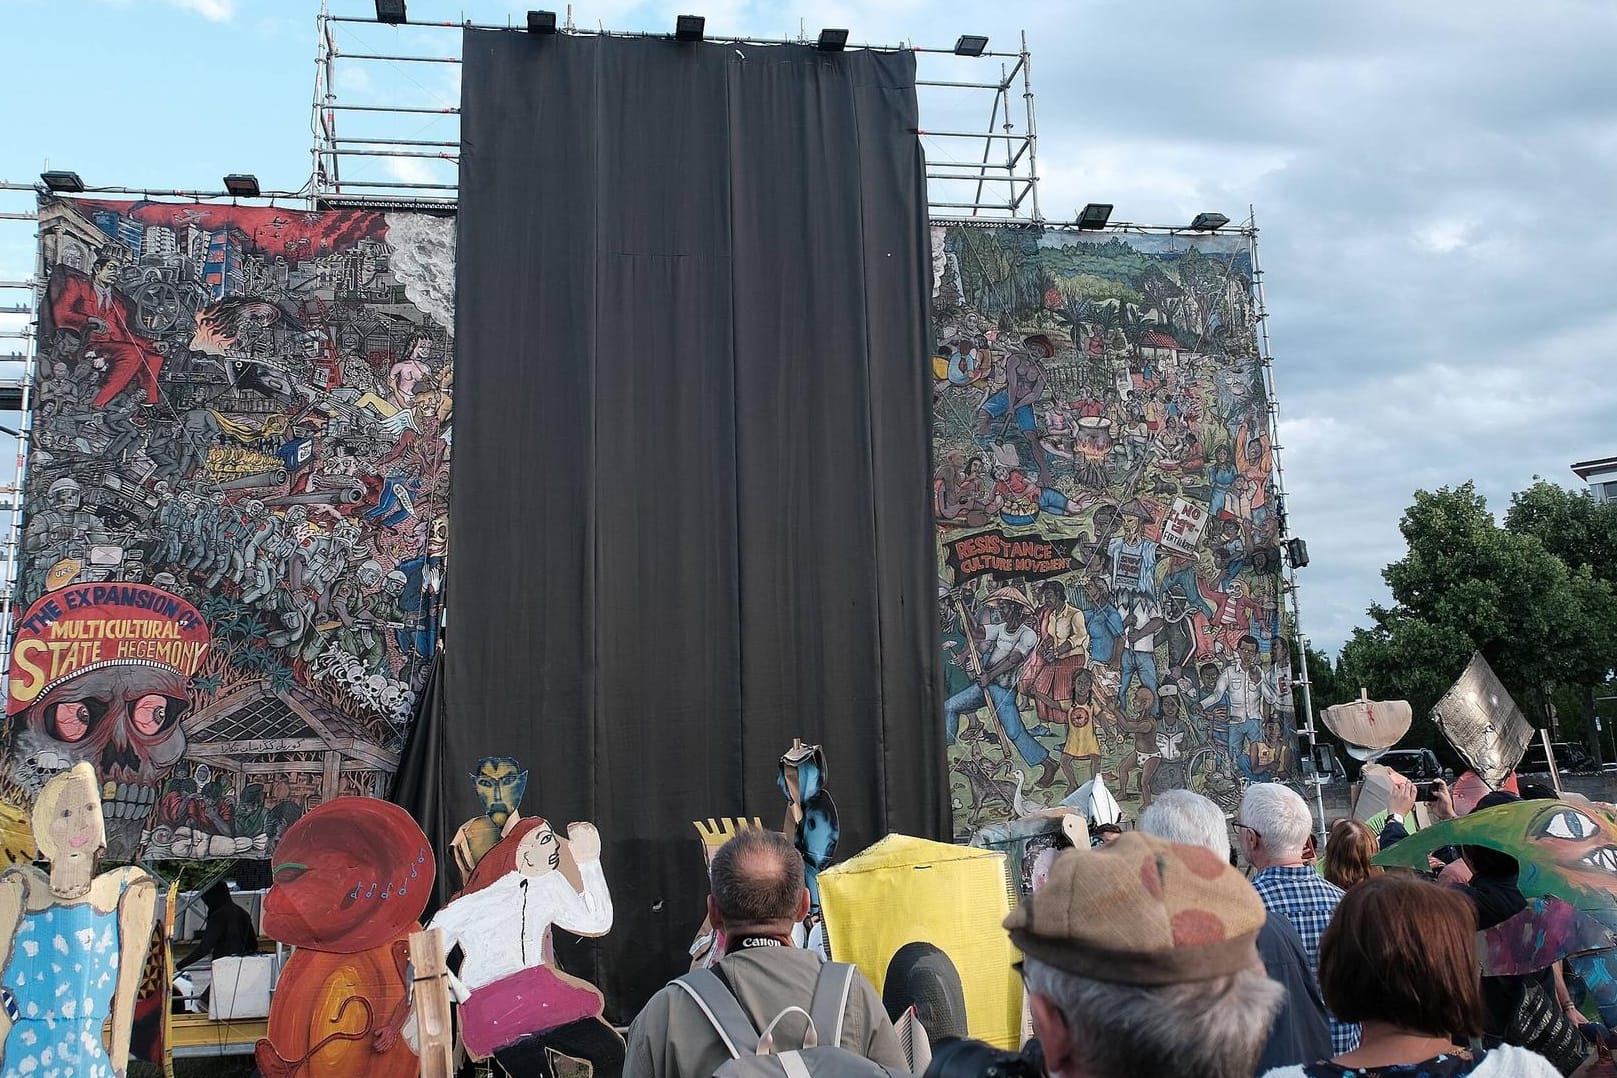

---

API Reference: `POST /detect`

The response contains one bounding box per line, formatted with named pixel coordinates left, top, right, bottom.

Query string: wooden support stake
left=408, top=928, right=454, bottom=1078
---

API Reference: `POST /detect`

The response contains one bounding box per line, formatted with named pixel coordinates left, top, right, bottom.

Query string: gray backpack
left=672, top=962, right=908, bottom=1078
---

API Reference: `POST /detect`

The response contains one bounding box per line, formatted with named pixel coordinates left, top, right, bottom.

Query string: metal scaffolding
left=0, top=182, right=40, bottom=674
left=1248, top=209, right=1326, bottom=843
left=311, top=2, right=1043, bottom=220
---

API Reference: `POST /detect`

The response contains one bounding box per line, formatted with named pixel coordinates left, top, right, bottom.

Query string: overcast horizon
left=4, top=0, right=1615, bottom=656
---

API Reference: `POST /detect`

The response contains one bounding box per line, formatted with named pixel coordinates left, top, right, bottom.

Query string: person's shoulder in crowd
left=1258, top=1043, right=1566, bottom=1078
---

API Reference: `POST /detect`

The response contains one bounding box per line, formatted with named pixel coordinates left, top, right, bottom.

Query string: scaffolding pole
left=0, top=190, right=36, bottom=677
left=1248, top=208, right=1326, bottom=844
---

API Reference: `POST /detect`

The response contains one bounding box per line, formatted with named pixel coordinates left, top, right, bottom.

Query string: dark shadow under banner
left=425, top=30, right=943, bottom=1019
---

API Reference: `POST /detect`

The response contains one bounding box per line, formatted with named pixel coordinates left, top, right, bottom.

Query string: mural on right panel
left=932, top=224, right=1298, bottom=837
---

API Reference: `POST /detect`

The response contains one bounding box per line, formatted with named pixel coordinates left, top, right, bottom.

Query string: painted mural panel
left=932, top=224, right=1296, bottom=837
left=6, top=196, right=454, bottom=861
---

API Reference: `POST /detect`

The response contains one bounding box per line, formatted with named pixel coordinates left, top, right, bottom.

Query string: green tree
left=1505, top=481, right=1617, bottom=759
left=1336, top=482, right=1617, bottom=758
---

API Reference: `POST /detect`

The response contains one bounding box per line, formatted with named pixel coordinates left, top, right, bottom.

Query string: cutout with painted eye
left=1543, top=810, right=1600, bottom=841
left=272, top=863, right=309, bottom=886
left=47, top=701, right=95, bottom=743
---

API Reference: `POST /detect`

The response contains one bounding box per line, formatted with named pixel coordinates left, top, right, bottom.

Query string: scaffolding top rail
left=312, top=2, right=1042, bottom=220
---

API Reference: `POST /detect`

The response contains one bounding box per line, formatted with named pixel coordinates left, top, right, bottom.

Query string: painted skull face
left=264, top=798, right=433, bottom=953
left=10, top=663, right=190, bottom=859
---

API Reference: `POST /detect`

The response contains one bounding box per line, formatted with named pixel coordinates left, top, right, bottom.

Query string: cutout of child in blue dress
left=0, top=763, right=157, bottom=1078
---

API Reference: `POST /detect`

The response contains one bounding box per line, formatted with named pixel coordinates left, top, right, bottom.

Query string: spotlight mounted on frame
left=40, top=171, right=85, bottom=194
left=1077, top=203, right=1113, bottom=230
left=817, top=28, right=849, bottom=52
left=527, top=10, right=557, bottom=33
left=223, top=174, right=260, bottom=199
left=675, top=14, right=705, bottom=41
left=1189, top=212, right=1230, bottom=232
left=953, top=34, right=989, bottom=57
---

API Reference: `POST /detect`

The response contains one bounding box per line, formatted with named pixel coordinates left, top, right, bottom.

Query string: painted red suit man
left=49, top=258, right=163, bottom=407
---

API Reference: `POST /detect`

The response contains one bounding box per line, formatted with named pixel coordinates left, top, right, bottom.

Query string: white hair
left=1139, top=789, right=1231, bottom=863
left=1023, top=958, right=1281, bottom=1078
left=1238, top=782, right=1314, bottom=859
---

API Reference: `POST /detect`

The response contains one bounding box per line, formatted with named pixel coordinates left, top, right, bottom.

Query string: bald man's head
left=708, top=829, right=807, bottom=935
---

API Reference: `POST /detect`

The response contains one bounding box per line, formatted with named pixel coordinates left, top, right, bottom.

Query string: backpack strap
left=672, top=970, right=761, bottom=1059
left=808, top=962, right=856, bottom=1047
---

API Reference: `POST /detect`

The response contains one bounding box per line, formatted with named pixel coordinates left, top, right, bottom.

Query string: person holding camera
left=624, top=829, right=905, bottom=1078
left=1005, top=830, right=1283, bottom=1078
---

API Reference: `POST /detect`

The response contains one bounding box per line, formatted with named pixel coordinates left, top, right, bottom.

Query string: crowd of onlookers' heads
left=1010, top=777, right=1596, bottom=1077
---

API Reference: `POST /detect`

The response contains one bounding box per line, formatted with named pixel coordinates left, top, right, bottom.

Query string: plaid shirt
left=1251, top=865, right=1361, bottom=1056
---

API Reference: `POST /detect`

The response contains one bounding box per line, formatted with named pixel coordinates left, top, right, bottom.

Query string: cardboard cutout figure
left=779, top=741, right=838, bottom=920
left=1430, top=653, right=1534, bottom=789
left=256, top=798, right=432, bottom=1078
left=429, top=818, right=623, bottom=1078
left=1320, top=691, right=1412, bottom=761
left=0, top=761, right=157, bottom=1078
left=688, top=818, right=765, bottom=970
left=1374, top=798, right=1617, bottom=1025
left=449, top=756, right=528, bottom=888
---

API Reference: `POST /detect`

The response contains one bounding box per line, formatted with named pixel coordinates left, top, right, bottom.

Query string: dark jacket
left=176, top=881, right=257, bottom=971
left=1253, top=912, right=1332, bottom=1075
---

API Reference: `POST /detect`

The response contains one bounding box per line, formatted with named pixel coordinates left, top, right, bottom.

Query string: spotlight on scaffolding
left=675, top=15, right=705, bottom=41
left=40, top=171, right=85, bottom=194
left=953, top=34, right=989, bottom=57
left=1189, top=212, right=1230, bottom=232
left=374, top=0, right=406, bottom=24
left=1077, top=203, right=1113, bottom=230
left=223, top=174, right=261, bottom=198
left=817, top=28, right=849, bottom=51
left=527, top=10, right=557, bottom=33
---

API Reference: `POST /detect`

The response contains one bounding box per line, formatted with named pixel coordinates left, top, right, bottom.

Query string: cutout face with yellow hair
left=0, top=763, right=155, bottom=1076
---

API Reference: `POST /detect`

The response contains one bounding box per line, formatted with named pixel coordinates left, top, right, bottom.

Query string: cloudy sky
left=4, top=0, right=1615, bottom=653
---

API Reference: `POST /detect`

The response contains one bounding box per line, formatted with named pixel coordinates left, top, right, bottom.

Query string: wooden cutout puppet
left=0, top=761, right=157, bottom=1078
left=779, top=740, right=839, bottom=922
left=429, top=818, right=623, bottom=1078
left=256, top=798, right=433, bottom=1078
left=449, top=756, right=528, bottom=889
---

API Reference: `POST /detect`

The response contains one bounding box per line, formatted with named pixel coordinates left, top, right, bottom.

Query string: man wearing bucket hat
left=944, top=587, right=1060, bottom=788
left=1007, top=832, right=1283, bottom=1078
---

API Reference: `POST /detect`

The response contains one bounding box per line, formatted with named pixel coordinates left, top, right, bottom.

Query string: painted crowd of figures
left=931, top=225, right=1298, bottom=831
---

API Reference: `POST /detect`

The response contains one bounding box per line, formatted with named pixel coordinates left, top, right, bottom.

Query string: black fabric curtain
left=431, top=30, right=942, bottom=1020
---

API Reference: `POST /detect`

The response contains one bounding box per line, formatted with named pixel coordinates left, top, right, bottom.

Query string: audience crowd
left=626, top=776, right=1609, bottom=1078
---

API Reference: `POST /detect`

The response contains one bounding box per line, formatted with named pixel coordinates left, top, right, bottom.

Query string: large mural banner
left=8, top=196, right=454, bottom=861
left=932, top=224, right=1297, bottom=836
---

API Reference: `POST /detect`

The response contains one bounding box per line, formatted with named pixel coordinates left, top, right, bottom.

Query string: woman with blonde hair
left=1322, top=817, right=1380, bottom=893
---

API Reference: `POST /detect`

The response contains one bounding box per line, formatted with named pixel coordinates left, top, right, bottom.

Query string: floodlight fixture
left=527, top=10, right=557, bottom=33
left=1189, top=211, right=1229, bottom=232
left=375, top=0, right=406, bottom=24
left=40, top=171, right=84, bottom=193
left=1077, top=203, right=1113, bottom=230
left=675, top=14, right=705, bottom=41
left=1285, top=537, right=1310, bottom=569
left=223, top=174, right=260, bottom=198
left=954, top=34, right=989, bottom=57
left=817, top=28, right=849, bottom=51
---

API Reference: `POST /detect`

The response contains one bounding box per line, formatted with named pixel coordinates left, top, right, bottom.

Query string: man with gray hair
left=1007, top=830, right=1282, bottom=1078
left=1236, top=782, right=1360, bottom=1056
left=624, top=829, right=903, bottom=1078
left=1140, top=789, right=1329, bottom=1074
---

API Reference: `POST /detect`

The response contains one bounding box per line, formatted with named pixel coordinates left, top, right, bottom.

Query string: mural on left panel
left=5, top=196, right=454, bottom=861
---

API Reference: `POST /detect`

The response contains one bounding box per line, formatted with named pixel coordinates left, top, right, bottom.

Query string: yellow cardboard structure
left=819, top=835, right=1020, bottom=1049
